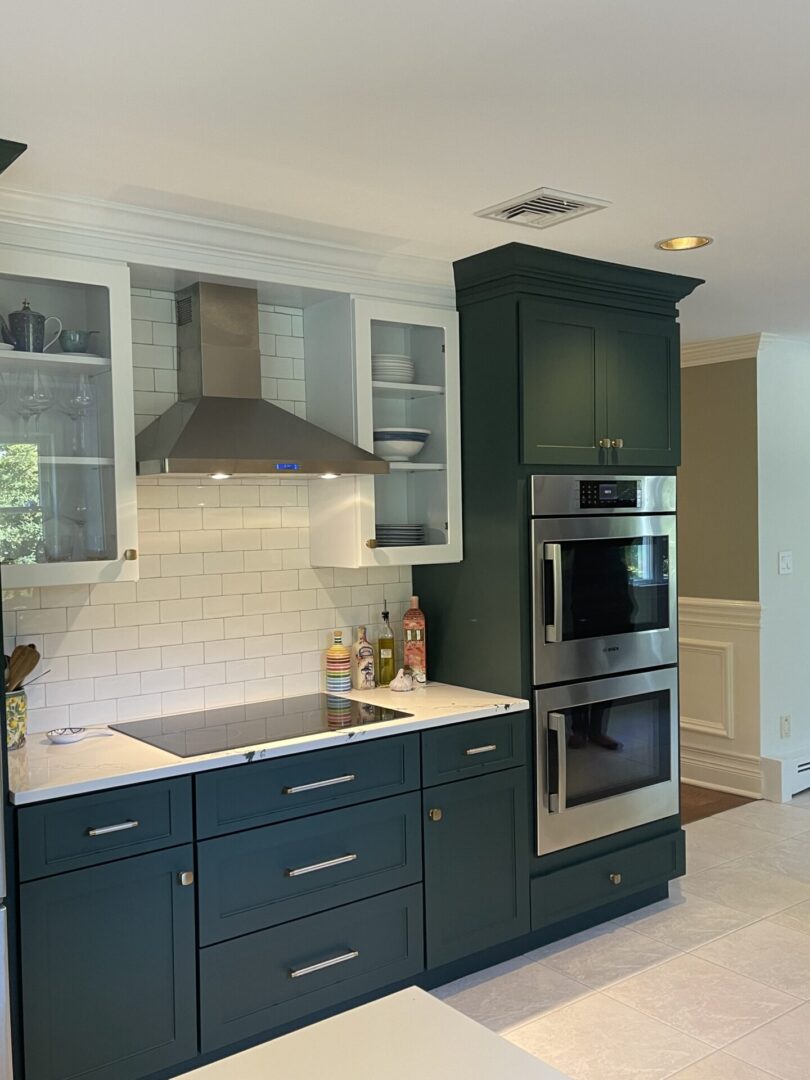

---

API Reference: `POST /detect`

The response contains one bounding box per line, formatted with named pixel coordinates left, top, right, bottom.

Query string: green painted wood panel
left=606, top=313, right=680, bottom=467
left=423, top=768, right=530, bottom=968
left=18, top=777, right=193, bottom=881
left=200, top=885, right=424, bottom=1052
left=21, top=846, right=198, bottom=1080
left=531, top=829, right=685, bottom=929
left=520, top=298, right=609, bottom=466
left=197, top=792, right=422, bottom=945
left=195, top=735, right=420, bottom=838
left=421, top=711, right=529, bottom=787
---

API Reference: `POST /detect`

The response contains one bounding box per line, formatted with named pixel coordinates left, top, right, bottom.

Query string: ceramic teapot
left=0, top=299, right=62, bottom=353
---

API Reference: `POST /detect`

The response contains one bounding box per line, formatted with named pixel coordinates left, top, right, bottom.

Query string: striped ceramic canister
left=325, top=630, right=352, bottom=692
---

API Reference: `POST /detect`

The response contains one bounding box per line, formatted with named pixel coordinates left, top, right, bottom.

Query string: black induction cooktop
left=110, top=694, right=413, bottom=758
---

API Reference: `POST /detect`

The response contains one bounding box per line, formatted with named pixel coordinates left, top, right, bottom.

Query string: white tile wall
left=3, top=290, right=413, bottom=733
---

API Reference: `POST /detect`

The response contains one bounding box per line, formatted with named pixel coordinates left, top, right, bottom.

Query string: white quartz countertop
left=183, top=988, right=570, bottom=1079
left=8, top=683, right=529, bottom=805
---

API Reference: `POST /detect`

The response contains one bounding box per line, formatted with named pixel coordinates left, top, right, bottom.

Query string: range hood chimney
left=135, top=282, right=388, bottom=477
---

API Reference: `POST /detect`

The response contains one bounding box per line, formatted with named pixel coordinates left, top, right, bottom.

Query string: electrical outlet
left=781, top=714, right=792, bottom=739
left=779, top=551, right=794, bottom=575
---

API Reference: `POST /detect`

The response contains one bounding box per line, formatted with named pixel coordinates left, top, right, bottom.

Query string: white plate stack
left=372, top=353, right=415, bottom=384
left=375, top=523, right=427, bottom=547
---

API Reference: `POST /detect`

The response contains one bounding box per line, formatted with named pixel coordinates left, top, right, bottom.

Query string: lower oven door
left=535, top=667, right=679, bottom=856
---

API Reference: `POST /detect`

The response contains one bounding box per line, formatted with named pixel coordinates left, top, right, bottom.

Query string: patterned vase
left=325, top=631, right=351, bottom=693
left=6, top=689, right=27, bottom=750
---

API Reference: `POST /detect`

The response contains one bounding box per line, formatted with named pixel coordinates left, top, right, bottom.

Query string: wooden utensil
left=6, top=644, right=41, bottom=692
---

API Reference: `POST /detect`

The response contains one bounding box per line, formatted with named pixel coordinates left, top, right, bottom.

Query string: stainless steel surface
left=547, top=712, right=567, bottom=814
left=282, top=774, right=356, bottom=795
left=135, top=282, right=388, bottom=477
left=609, top=872, right=623, bottom=885
left=464, top=744, right=497, bottom=756
left=87, top=819, right=140, bottom=837
left=534, top=667, right=679, bottom=856
left=611, top=438, right=624, bottom=449
left=178, top=871, right=195, bottom=887
left=531, top=511, right=677, bottom=685
left=428, top=808, right=443, bottom=822
left=289, top=950, right=359, bottom=979
left=285, top=853, right=358, bottom=878
left=531, top=474, right=676, bottom=516
left=0, top=907, right=11, bottom=1080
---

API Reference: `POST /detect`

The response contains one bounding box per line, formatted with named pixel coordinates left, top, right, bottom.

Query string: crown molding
left=0, top=186, right=456, bottom=307
left=681, top=334, right=762, bottom=368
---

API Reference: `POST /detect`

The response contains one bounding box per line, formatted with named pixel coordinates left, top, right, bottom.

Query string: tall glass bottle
left=403, top=595, right=426, bottom=684
left=351, top=625, right=376, bottom=690
left=378, top=602, right=396, bottom=687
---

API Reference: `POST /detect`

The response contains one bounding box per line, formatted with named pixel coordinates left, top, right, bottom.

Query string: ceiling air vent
left=476, top=187, right=610, bottom=230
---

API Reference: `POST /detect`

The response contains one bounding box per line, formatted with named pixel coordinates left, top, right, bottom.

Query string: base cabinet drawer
left=197, top=792, right=423, bottom=944
left=196, top=735, right=420, bottom=838
left=199, top=885, right=424, bottom=1051
left=531, top=829, right=686, bottom=930
left=18, top=777, right=193, bottom=881
left=421, top=711, right=529, bottom=787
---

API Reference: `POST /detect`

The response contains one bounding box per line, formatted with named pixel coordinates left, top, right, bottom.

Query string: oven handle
left=544, top=543, right=564, bottom=643
left=548, top=711, right=567, bottom=813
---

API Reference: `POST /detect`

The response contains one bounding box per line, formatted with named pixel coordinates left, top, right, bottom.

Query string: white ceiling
left=5, top=0, right=810, bottom=341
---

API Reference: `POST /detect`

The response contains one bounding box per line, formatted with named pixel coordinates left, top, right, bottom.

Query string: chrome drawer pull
left=286, top=853, right=358, bottom=878
left=289, top=950, right=359, bottom=979
left=87, top=819, right=140, bottom=838
left=465, top=744, right=497, bottom=756
left=282, top=774, right=356, bottom=795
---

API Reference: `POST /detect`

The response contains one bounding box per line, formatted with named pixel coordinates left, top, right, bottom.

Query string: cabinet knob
left=123, top=548, right=138, bottom=561
left=609, top=872, right=622, bottom=886
left=365, top=538, right=378, bottom=549
left=428, top=808, right=443, bottom=822
left=178, top=871, right=195, bottom=887
left=598, top=438, right=611, bottom=449
left=610, top=439, right=624, bottom=450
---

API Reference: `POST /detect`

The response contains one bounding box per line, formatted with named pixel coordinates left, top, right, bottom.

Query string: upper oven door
left=532, top=513, right=677, bottom=685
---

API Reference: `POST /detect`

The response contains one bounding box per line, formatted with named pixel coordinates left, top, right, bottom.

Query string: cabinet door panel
left=21, top=846, right=197, bottom=1080
left=520, top=299, right=608, bottom=465
left=606, top=315, right=680, bottom=466
left=423, top=768, right=530, bottom=968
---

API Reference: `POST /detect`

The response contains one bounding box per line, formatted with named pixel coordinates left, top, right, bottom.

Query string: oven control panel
left=579, top=480, right=640, bottom=509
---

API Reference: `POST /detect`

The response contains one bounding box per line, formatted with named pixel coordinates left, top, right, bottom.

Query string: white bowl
left=373, top=438, right=428, bottom=462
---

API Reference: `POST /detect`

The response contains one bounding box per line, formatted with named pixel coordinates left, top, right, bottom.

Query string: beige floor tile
left=433, top=954, right=592, bottom=1033
left=726, top=1001, right=810, bottom=1079
left=680, top=861, right=810, bottom=917
left=670, top=1051, right=782, bottom=1079
left=606, top=953, right=798, bottom=1048
left=695, top=920, right=810, bottom=999
left=742, top=836, right=810, bottom=884
left=719, top=801, right=810, bottom=839
left=506, top=993, right=710, bottom=1080
left=528, top=923, right=678, bottom=990
left=614, top=890, right=756, bottom=952
left=770, top=898, right=810, bottom=937
left=685, top=818, right=779, bottom=861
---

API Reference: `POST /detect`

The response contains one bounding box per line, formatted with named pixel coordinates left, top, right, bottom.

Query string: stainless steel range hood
left=135, top=282, right=388, bottom=477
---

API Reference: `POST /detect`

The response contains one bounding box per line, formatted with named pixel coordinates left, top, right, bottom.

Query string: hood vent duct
left=135, top=282, right=388, bottom=478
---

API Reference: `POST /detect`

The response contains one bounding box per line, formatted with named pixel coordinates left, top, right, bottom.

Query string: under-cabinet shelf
left=387, top=462, right=446, bottom=472
left=0, top=350, right=111, bottom=375
left=40, top=456, right=115, bottom=467
left=372, top=381, right=445, bottom=398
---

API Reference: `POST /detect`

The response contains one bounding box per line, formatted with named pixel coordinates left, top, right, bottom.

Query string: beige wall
left=679, top=357, right=759, bottom=601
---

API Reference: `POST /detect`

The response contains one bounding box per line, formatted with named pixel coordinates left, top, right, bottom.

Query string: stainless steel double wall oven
left=531, top=476, right=679, bottom=855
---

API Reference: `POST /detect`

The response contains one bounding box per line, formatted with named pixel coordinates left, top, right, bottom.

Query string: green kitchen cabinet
left=422, top=767, right=530, bottom=968
left=520, top=299, right=681, bottom=468
left=20, top=846, right=198, bottom=1080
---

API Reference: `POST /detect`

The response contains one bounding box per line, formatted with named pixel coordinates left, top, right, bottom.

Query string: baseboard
left=761, top=750, right=810, bottom=803
left=680, top=745, right=762, bottom=798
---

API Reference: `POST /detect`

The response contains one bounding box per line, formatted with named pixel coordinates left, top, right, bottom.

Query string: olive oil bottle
left=378, top=602, right=396, bottom=687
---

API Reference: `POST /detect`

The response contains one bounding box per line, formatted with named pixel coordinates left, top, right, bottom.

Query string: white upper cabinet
left=306, top=296, right=462, bottom=568
left=0, top=249, right=137, bottom=587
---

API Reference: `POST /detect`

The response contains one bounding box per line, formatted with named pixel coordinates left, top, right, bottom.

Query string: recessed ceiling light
left=655, top=235, right=713, bottom=251
left=320, top=473, right=340, bottom=480
left=209, top=472, right=231, bottom=480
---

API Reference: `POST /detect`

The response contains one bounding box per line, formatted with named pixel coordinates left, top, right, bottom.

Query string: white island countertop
left=8, top=683, right=529, bottom=805
left=184, top=988, right=571, bottom=1080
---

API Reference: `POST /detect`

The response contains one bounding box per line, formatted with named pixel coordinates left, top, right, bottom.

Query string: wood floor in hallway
left=680, top=782, right=754, bottom=825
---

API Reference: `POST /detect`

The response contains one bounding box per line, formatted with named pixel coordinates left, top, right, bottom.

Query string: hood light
left=320, top=473, right=340, bottom=480
left=655, top=235, right=713, bottom=251
left=210, top=472, right=232, bottom=480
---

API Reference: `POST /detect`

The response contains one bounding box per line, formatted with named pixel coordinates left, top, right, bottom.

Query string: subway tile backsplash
left=3, top=290, right=412, bottom=733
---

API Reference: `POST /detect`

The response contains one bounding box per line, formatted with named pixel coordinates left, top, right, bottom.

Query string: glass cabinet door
left=0, top=254, right=136, bottom=586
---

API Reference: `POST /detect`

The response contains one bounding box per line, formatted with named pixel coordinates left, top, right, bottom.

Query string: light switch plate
left=779, top=551, right=793, bottom=575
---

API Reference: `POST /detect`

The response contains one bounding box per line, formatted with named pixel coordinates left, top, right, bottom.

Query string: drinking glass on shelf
left=16, top=370, right=53, bottom=435
left=58, top=374, right=94, bottom=455
left=65, top=502, right=88, bottom=560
